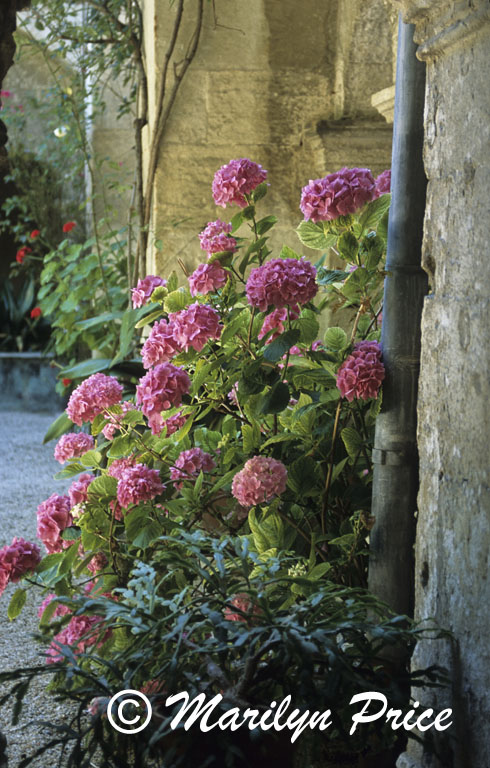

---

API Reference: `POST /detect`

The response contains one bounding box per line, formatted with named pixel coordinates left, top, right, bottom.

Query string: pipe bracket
left=372, top=447, right=414, bottom=465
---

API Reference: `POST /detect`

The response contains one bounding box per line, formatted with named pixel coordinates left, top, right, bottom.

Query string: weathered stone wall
left=143, top=0, right=397, bottom=277
left=390, top=3, right=490, bottom=767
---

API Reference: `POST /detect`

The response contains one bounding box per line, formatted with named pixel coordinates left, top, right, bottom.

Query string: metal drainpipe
left=368, top=16, right=427, bottom=618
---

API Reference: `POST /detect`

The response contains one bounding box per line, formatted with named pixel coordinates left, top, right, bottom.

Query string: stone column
left=389, top=3, right=490, bottom=767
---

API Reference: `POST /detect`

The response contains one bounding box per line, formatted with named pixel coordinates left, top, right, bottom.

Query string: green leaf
left=87, top=475, right=118, bottom=498
left=134, top=308, right=162, bottom=329
left=309, top=562, right=332, bottom=580
left=79, top=450, right=102, bottom=468
left=337, top=230, right=359, bottom=262
left=363, top=233, right=385, bottom=269
left=295, top=310, right=320, bottom=344
left=255, top=215, right=277, bottom=236
left=316, top=267, right=350, bottom=285
left=74, top=311, right=124, bottom=331
left=242, top=423, right=261, bottom=454
left=358, top=194, right=391, bottom=233
left=242, top=205, right=255, bottom=220
left=43, top=412, right=73, bottom=445
left=324, top=327, right=348, bottom=350
left=341, top=426, right=363, bottom=458
left=54, top=462, right=86, bottom=480
left=296, top=221, right=337, bottom=251
left=164, top=288, right=191, bottom=314
left=230, top=211, right=244, bottom=233
left=8, top=588, right=27, bottom=621
left=60, top=358, right=112, bottom=379
left=107, top=433, right=134, bottom=458
left=262, top=329, right=301, bottom=363
left=112, top=308, right=140, bottom=365
left=252, top=182, right=268, bottom=203
left=61, top=527, right=81, bottom=541
left=132, top=521, right=162, bottom=549
left=259, top=382, right=290, bottom=414
left=166, top=271, right=179, bottom=293
left=248, top=509, right=271, bottom=554
left=287, top=456, right=319, bottom=497
left=279, top=245, right=301, bottom=260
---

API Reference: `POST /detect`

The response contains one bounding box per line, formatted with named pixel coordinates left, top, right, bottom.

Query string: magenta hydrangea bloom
left=161, top=411, right=187, bottom=436
left=47, top=614, right=105, bottom=664
left=117, top=463, right=165, bottom=509
left=227, top=381, right=239, bottom=406
left=188, top=262, right=228, bottom=296
left=131, top=275, right=167, bottom=309
left=198, top=219, right=237, bottom=254
left=170, top=303, right=222, bottom=352
left=231, top=456, right=288, bottom=507
left=375, top=169, right=391, bottom=197
left=68, top=473, right=95, bottom=507
left=107, top=457, right=137, bottom=480
left=37, top=593, right=71, bottom=621
left=246, top=258, right=317, bottom=311
left=336, top=340, right=385, bottom=402
left=258, top=305, right=301, bottom=343
left=36, top=493, right=73, bottom=554
left=224, top=593, right=261, bottom=623
left=212, top=158, right=268, bottom=208
left=136, top=363, right=191, bottom=435
left=54, top=432, right=94, bottom=463
left=170, top=447, right=216, bottom=490
left=66, top=373, right=123, bottom=426
left=87, top=551, right=108, bottom=576
left=141, top=319, right=182, bottom=369
left=102, top=401, right=138, bottom=441
left=0, top=537, right=41, bottom=594
left=300, top=167, right=376, bottom=222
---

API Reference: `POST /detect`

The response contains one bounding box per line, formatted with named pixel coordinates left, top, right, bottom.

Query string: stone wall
left=143, top=0, right=397, bottom=277
left=390, top=3, right=490, bottom=767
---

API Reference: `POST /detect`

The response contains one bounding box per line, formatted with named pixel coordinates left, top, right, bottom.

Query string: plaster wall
left=390, top=3, right=490, bottom=767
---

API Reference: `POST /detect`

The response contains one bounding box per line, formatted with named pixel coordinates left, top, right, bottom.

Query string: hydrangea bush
left=0, top=162, right=444, bottom=767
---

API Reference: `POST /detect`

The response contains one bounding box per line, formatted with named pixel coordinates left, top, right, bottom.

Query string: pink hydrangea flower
left=66, top=373, right=123, bottom=426
left=170, top=448, right=216, bottom=490
left=37, top=593, right=72, bottom=621
left=212, top=158, right=267, bottom=208
left=54, top=432, right=94, bottom=463
left=224, top=593, right=262, bottom=623
left=231, top=456, right=288, bottom=507
left=68, top=473, right=95, bottom=506
left=0, top=537, right=41, bottom=594
left=227, top=381, right=239, bottom=406
left=87, top=551, right=108, bottom=575
left=375, top=169, right=391, bottom=197
left=198, top=220, right=237, bottom=254
left=300, top=167, right=376, bottom=222
left=102, top=401, right=138, bottom=440
left=47, top=614, right=106, bottom=664
left=131, top=275, right=167, bottom=308
left=136, top=363, right=191, bottom=435
left=141, top=319, right=182, bottom=369
left=258, top=305, right=300, bottom=343
left=246, top=258, right=317, bottom=311
left=170, top=303, right=222, bottom=352
left=161, top=411, right=187, bottom=435
left=36, top=494, right=73, bottom=554
left=117, top=463, right=165, bottom=509
left=188, top=262, right=228, bottom=296
left=107, top=457, right=137, bottom=480
left=336, top=340, right=385, bottom=402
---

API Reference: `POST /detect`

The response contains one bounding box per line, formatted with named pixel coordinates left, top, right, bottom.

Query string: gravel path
left=0, top=406, right=72, bottom=767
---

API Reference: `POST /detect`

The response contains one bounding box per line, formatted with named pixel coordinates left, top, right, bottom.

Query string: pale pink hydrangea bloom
left=117, top=463, right=165, bottom=509
left=170, top=303, right=222, bottom=352
left=170, top=447, right=216, bottom=490
left=47, top=614, right=106, bottom=664
left=37, top=593, right=71, bottom=621
left=227, top=381, right=239, bottom=406
left=246, top=258, right=317, bottom=311
left=224, top=593, right=261, bottom=623
left=374, top=169, right=391, bottom=197
left=141, top=319, right=182, bottom=369
left=300, top=167, right=376, bottom=222
left=36, top=494, right=73, bottom=554
left=188, top=262, right=228, bottom=296
left=136, top=363, right=191, bottom=435
left=54, top=432, right=94, bottom=463
left=102, top=401, right=138, bottom=440
left=66, top=373, right=123, bottom=426
left=231, top=456, right=288, bottom=507
left=107, top=456, right=137, bottom=480
left=161, top=411, right=187, bottom=436
left=212, top=158, right=267, bottom=208
left=258, top=305, right=301, bottom=343
left=336, top=340, right=385, bottom=402
left=131, top=275, right=167, bottom=308
left=198, top=220, right=237, bottom=254
left=68, top=473, right=95, bottom=506
left=0, top=537, right=41, bottom=594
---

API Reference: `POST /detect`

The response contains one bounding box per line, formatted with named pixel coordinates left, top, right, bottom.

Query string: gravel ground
left=0, top=406, right=73, bottom=767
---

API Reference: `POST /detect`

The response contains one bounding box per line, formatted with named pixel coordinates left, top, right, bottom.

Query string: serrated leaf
left=8, top=588, right=27, bottom=621
left=87, top=475, right=118, bottom=498
left=337, top=230, right=359, bottom=262
left=166, top=271, right=179, bottom=293
left=164, top=288, right=191, bottom=314
left=134, top=308, right=162, bottom=329
left=230, top=211, right=244, bottom=233
left=79, top=450, right=102, bottom=467
left=295, top=310, right=319, bottom=344
left=54, top=462, right=86, bottom=480
left=263, top=329, right=300, bottom=363
left=42, top=412, right=73, bottom=445
left=279, top=245, right=301, bottom=260
left=242, top=423, right=260, bottom=454
left=296, top=221, right=337, bottom=251
left=248, top=509, right=271, bottom=554
left=316, top=267, right=350, bottom=285
left=341, top=426, right=363, bottom=458
left=252, top=182, right=268, bottom=203
left=358, top=194, right=391, bottom=233
left=324, top=327, right=348, bottom=350
left=255, top=215, right=277, bottom=236
left=259, top=382, right=290, bottom=414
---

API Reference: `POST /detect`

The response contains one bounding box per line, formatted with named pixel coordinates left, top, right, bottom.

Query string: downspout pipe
left=368, top=16, right=427, bottom=618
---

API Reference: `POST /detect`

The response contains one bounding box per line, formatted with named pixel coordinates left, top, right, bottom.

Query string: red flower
left=62, top=378, right=72, bottom=387
left=30, top=229, right=40, bottom=239
left=30, top=307, right=42, bottom=319
left=62, top=221, right=76, bottom=233
left=16, top=246, right=32, bottom=263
